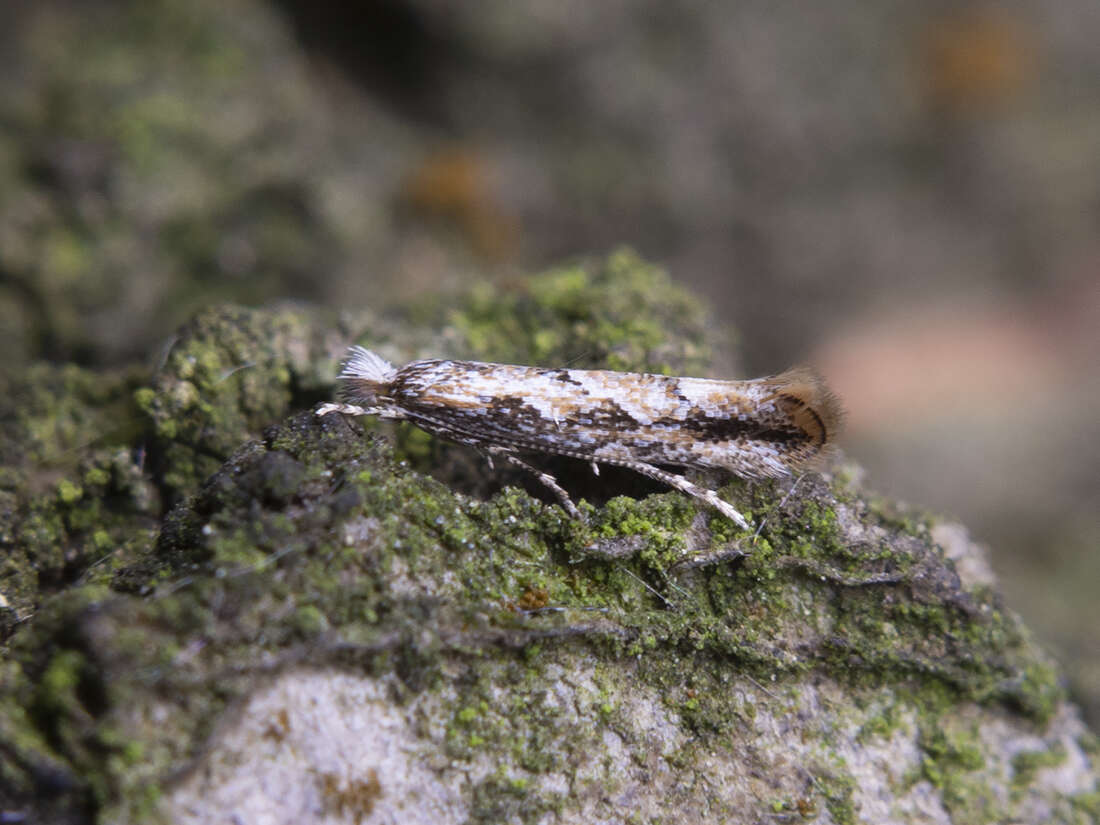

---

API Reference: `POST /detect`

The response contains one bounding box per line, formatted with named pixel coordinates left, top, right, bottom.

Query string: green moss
left=84, top=466, right=111, bottom=488
left=1012, top=743, right=1067, bottom=789
left=0, top=437, right=160, bottom=639
left=37, top=649, right=85, bottom=704
left=291, top=605, right=327, bottom=637
left=129, top=302, right=360, bottom=503
left=56, top=479, right=83, bottom=505
left=0, top=363, right=147, bottom=469
left=921, top=728, right=986, bottom=781
left=1070, top=791, right=1100, bottom=822
left=468, top=770, right=565, bottom=825
left=817, top=770, right=857, bottom=825
left=441, top=248, right=714, bottom=373
left=857, top=702, right=908, bottom=744
left=1008, top=660, right=1063, bottom=723
left=1, top=0, right=371, bottom=371
left=1079, top=730, right=1100, bottom=757
left=916, top=726, right=1001, bottom=823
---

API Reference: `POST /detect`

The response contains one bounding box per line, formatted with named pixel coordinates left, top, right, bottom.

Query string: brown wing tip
left=765, top=366, right=845, bottom=454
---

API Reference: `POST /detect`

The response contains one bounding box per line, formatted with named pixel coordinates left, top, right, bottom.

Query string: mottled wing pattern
left=340, top=355, right=841, bottom=480
left=320, top=346, right=843, bottom=529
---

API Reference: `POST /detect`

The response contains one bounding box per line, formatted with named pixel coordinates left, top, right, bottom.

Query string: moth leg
left=627, top=461, right=751, bottom=531
left=489, top=447, right=582, bottom=519
left=317, top=402, right=371, bottom=417
left=316, top=403, right=402, bottom=419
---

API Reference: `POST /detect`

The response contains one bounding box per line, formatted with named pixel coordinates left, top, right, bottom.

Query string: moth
left=317, top=346, right=843, bottom=530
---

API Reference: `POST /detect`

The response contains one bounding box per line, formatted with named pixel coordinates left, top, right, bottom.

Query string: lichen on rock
left=1, top=252, right=1095, bottom=824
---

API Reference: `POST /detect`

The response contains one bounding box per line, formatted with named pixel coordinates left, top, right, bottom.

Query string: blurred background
left=1, top=0, right=1096, bottom=719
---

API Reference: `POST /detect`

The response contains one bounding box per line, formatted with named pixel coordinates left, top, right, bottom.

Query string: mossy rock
left=1, top=252, right=1096, bottom=824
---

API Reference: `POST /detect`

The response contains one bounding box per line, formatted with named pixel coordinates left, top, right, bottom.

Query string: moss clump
left=134, top=303, right=343, bottom=503
left=0, top=362, right=160, bottom=640
left=1069, top=791, right=1100, bottom=823
left=440, top=247, right=717, bottom=375
left=0, top=363, right=147, bottom=470
left=1011, top=743, right=1067, bottom=790
left=818, top=770, right=858, bottom=825
left=915, top=725, right=1001, bottom=824
left=0, top=0, right=358, bottom=369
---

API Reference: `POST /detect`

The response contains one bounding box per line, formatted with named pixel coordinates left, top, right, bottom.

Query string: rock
left=2, top=254, right=1096, bottom=824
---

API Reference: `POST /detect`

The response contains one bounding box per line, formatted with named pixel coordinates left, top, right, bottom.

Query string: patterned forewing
left=386, top=360, right=825, bottom=479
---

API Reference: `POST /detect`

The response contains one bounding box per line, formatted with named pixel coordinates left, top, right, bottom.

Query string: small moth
left=317, top=346, right=843, bottom=530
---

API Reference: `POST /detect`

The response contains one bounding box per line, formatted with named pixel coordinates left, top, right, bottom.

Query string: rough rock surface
left=4, top=0, right=1098, bottom=731
left=1, top=253, right=1096, bottom=824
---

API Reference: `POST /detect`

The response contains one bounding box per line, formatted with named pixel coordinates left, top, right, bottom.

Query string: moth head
left=337, top=346, right=398, bottom=404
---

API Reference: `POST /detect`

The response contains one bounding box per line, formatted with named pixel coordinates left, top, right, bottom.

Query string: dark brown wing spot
left=776, top=393, right=829, bottom=447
